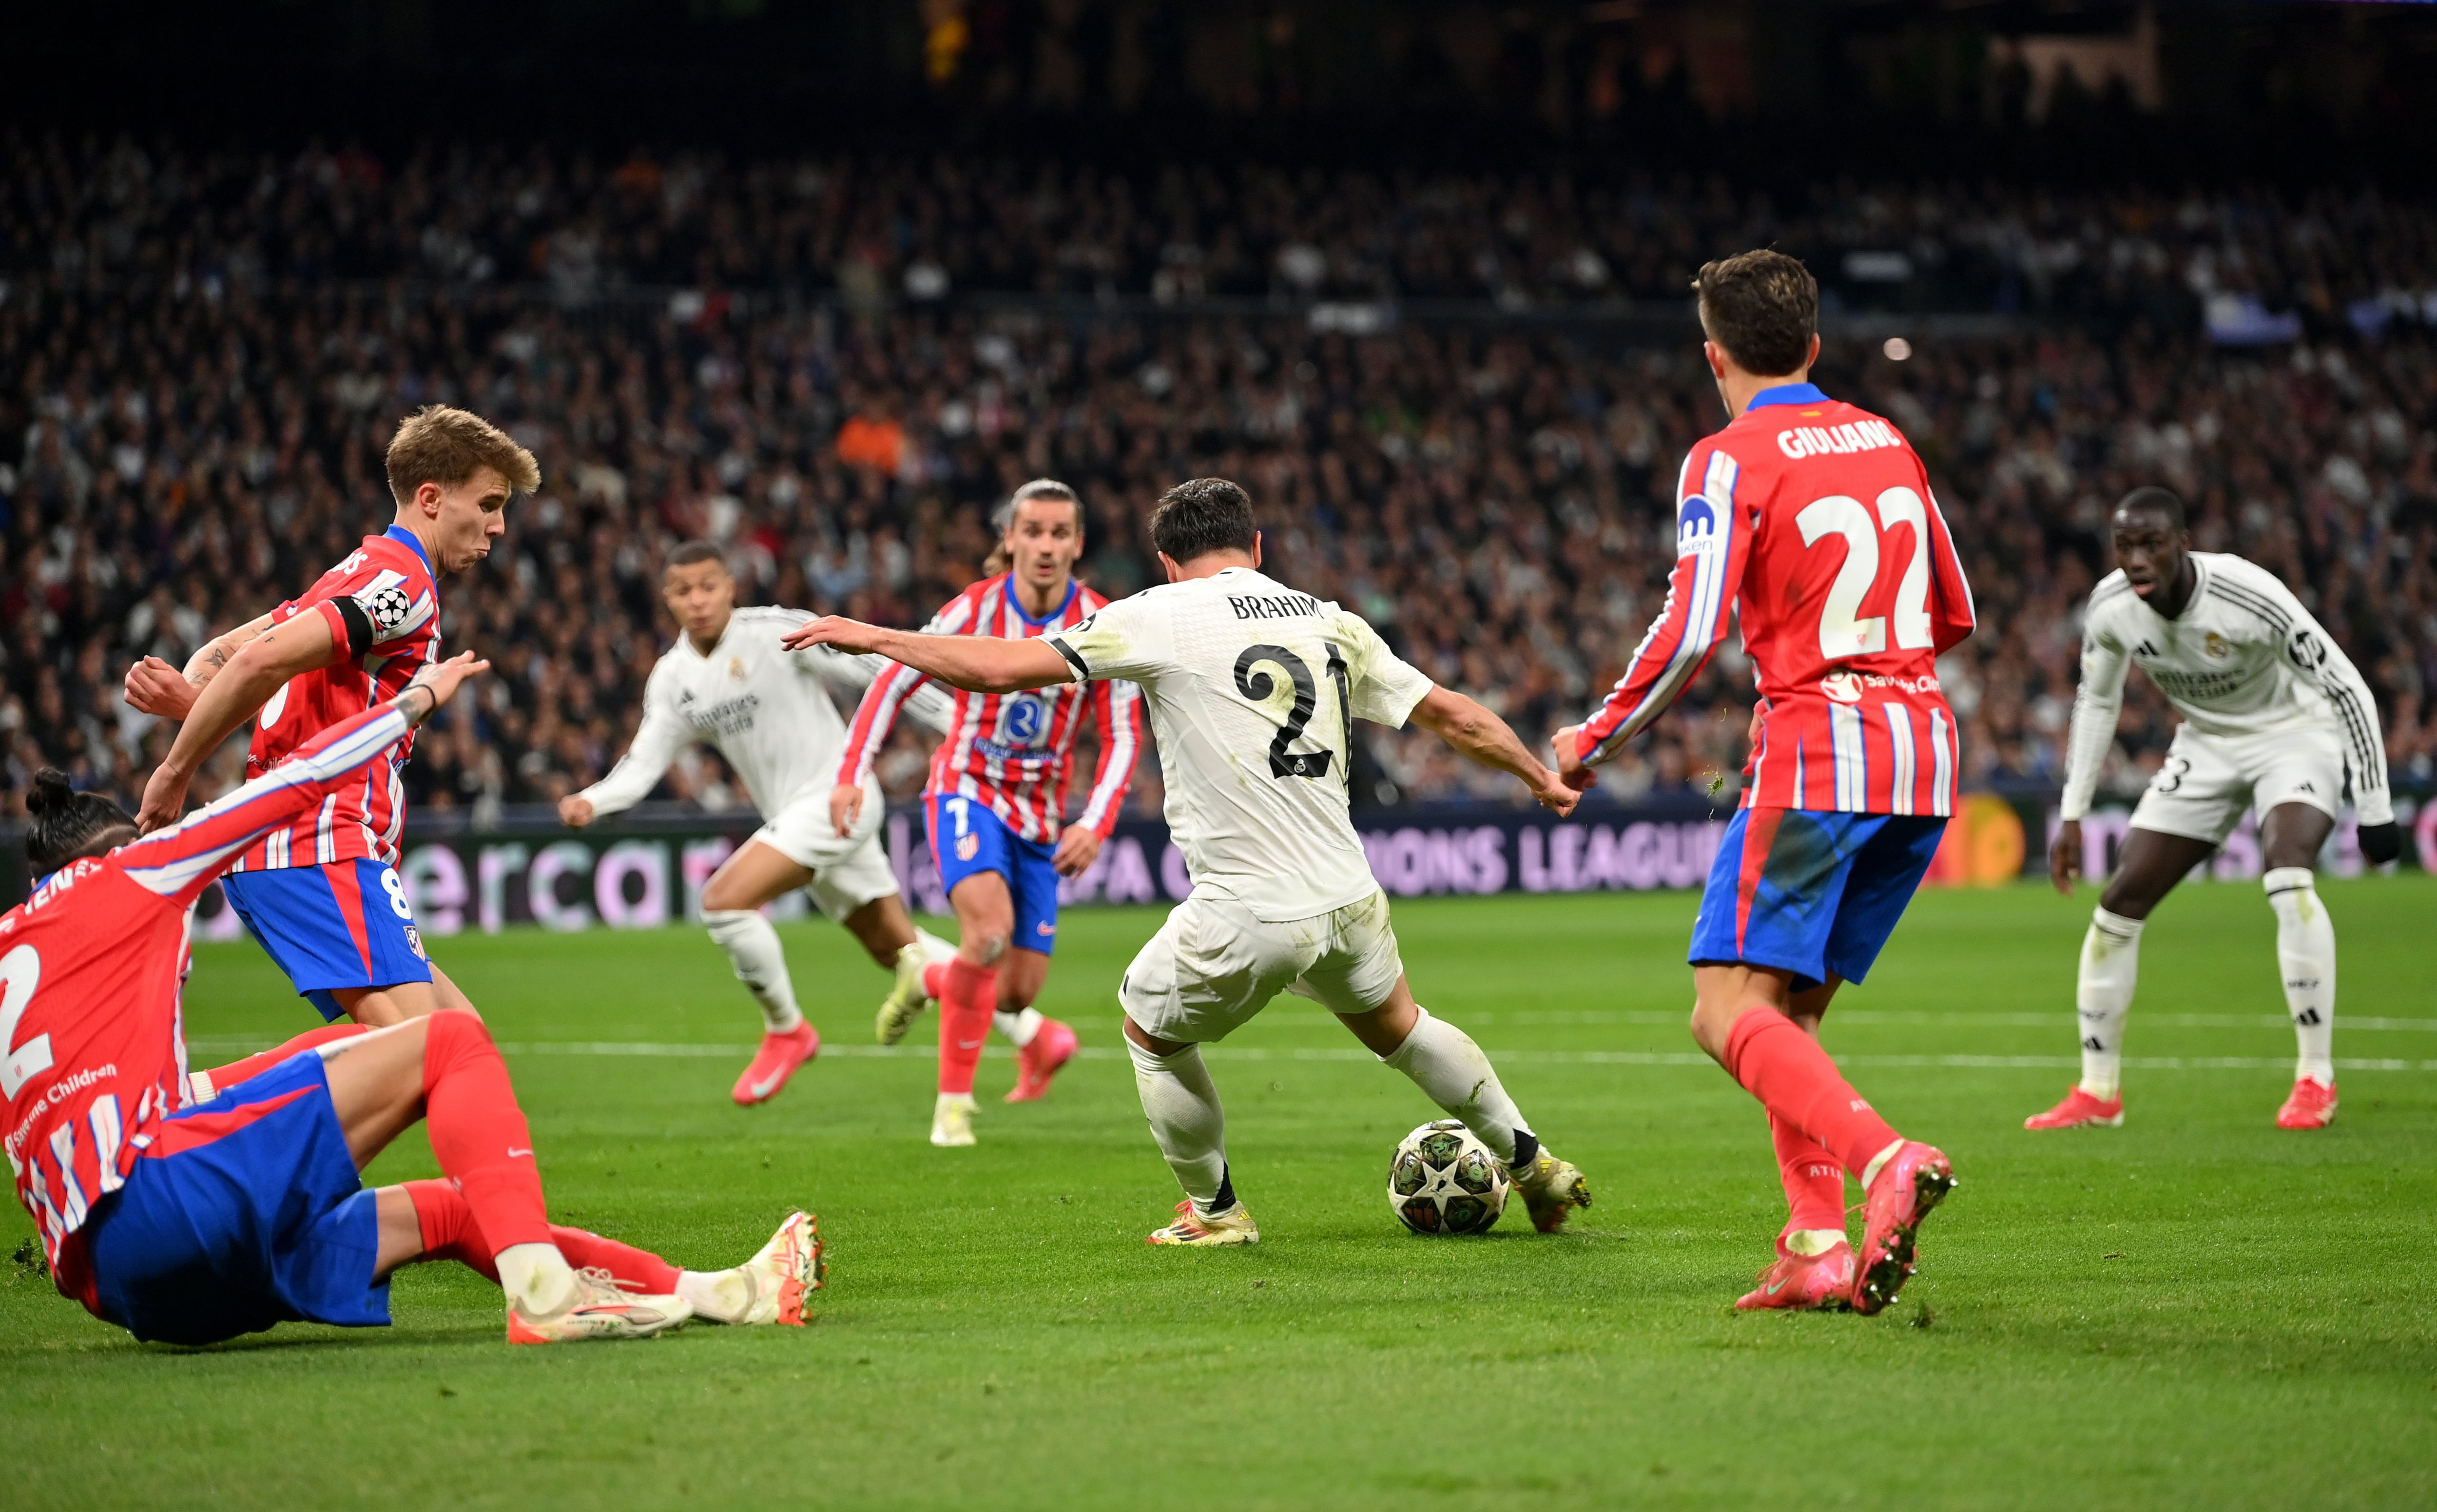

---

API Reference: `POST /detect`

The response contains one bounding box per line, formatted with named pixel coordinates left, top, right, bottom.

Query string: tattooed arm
left=124, top=610, right=278, bottom=719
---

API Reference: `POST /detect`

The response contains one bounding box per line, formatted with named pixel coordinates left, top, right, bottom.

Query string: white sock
left=916, top=929, right=959, bottom=974
left=1125, top=1033, right=1227, bottom=1207
left=995, top=1007, right=1044, bottom=1047
left=704, top=910, right=804, bottom=1032
left=2076, top=906, right=2145, bottom=1100
left=1859, top=1137, right=1906, bottom=1192
left=2264, top=868, right=2336, bottom=1086
left=677, top=1267, right=750, bottom=1323
left=495, top=1241, right=577, bottom=1316
left=1379, top=1007, right=1526, bottom=1163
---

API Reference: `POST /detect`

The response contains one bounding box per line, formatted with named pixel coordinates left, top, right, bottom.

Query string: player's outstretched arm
left=781, top=617, right=1072, bottom=695
left=135, top=608, right=349, bottom=832
left=116, top=653, right=488, bottom=908
left=1410, top=685, right=1579, bottom=816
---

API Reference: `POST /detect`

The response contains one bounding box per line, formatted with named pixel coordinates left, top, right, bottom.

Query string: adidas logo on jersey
left=2134, top=640, right=2158, bottom=658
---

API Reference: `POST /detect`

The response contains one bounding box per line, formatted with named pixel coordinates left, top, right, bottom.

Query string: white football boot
left=930, top=1092, right=977, bottom=1147
left=876, top=943, right=934, bottom=1046
left=506, top=1267, right=692, bottom=1344
left=1508, top=1147, right=1592, bottom=1233
left=688, top=1210, right=826, bottom=1326
left=1146, top=1198, right=1260, bottom=1247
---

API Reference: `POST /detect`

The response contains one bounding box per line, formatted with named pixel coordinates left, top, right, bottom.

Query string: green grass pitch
left=5, top=877, right=2434, bottom=1510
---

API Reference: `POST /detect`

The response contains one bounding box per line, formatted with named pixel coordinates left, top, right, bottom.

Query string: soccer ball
left=1388, top=1120, right=1509, bottom=1235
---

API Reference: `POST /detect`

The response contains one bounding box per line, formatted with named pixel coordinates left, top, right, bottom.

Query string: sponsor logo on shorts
left=1036, top=921, right=1056, bottom=937
left=956, top=833, right=981, bottom=862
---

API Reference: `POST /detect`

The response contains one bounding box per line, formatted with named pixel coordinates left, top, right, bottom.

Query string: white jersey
left=1045, top=566, right=1434, bottom=922
left=2061, top=553, right=2390, bottom=825
left=580, top=606, right=954, bottom=819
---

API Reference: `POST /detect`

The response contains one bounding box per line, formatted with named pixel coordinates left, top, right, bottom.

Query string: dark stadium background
left=4, top=0, right=2434, bottom=911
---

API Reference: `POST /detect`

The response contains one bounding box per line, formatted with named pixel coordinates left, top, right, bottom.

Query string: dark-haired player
left=125, top=405, right=531, bottom=1028
left=832, top=481, right=1143, bottom=1145
left=784, top=478, right=1592, bottom=1245
left=560, top=543, right=961, bottom=1106
left=8, top=656, right=821, bottom=1346
left=1555, top=250, right=1977, bottom=1314
left=2031, top=486, right=2398, bottom=1132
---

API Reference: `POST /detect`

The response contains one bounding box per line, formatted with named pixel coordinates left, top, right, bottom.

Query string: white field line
left=178, top=1037, right=2437, bottom=1075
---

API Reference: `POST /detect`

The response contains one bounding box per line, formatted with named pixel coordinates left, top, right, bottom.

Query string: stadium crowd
left=4, top=136, right=2435, bottom=825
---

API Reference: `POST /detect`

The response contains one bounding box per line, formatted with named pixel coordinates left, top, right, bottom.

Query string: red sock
left=204, top=1023, right=375, bottom=1091
left=1770, top=1111, right=1847, bottom=1238
left=922, top=961, right=951, bottom=1000
left=403, top=1180, right=680, bottom=1292
left=421, top=1010, right=552, bottom=1254
left=1724, top=1008, right=1902, bottom=1179
left=937, top=958, right=996, bottom=1095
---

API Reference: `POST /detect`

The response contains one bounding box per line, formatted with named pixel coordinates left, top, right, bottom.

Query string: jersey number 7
left=1796, top=486, right=1935, bottom=659
left=1234, top=643, right=1351, bottom=780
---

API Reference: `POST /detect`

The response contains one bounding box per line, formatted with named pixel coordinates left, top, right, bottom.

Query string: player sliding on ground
left=831, top=480, right=1143, bottom=1146
left=6, top=656, right=822, bottom=1346
left=1557, top=250, right=1976, bottom=1315
left=787, top=477, right=1592, bottom=1245
left=124, top=405, right=530, bottom=1028
left=2032, top=485, right=2400, bottom=1132
left=561, top=542, right=963, bottom=1106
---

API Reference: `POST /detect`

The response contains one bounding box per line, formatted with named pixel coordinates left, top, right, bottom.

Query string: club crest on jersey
left=728, top=657, right=746, bottom=681
left=2204, top=632, right=2229, bottom=659
left=1820, top=671, right=1863, bottom=704
left=956, top=833, right=981, bottom=862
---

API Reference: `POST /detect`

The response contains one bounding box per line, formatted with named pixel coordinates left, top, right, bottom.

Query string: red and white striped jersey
left=838, top=575, right=1144, bottom=843
left=2, top=704, right=412, bottom=1308
left=228, top=526, right=441, bottom=873
left=1578, top=383, right=1976, bottom=815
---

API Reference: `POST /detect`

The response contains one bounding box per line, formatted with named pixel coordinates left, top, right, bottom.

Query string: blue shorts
left=222, top=859, right=433, bottom=1022
left=85, top=1051, right=387, bottom=1346
left=925, top=793, right=1061, bottom=954
left=1688, top=808, right=1949, bottom=993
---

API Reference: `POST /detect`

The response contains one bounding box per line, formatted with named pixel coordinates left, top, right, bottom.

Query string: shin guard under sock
left=420, top=1011, right=552, bottom=1255
left=1723, top=1008, right=1902, bottom=1180
left=2264, top=867, right=2337, bottom=1086
left=937, top=959, right=996, bottom=1096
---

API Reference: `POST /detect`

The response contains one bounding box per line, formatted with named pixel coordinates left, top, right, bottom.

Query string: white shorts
left=1120, top=889, right=1406, bottom=1046
left=2129, top=724, right=2344, bottom=845
left=751, top=777, right=899, bottom=922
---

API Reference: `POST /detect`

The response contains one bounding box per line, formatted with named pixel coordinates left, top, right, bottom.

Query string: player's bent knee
left=965, top=932, right=1010, bottom=966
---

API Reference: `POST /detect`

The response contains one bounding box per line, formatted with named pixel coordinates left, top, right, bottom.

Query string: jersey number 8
left=1796, top=486, right=1935, bottom=660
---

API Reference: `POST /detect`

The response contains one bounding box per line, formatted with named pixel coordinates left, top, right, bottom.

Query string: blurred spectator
left=2, top=134, right=2432, bottom=828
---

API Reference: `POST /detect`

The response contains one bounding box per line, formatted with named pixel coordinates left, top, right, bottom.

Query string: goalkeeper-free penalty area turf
left=4, top=878, right=2433, bottom=1511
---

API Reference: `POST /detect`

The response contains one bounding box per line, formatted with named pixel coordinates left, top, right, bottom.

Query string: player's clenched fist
left=829, top=782, right=865, bottom=839
left=124, top=655, right=199, bottom=719
left=559, top=795, right=596, bottom=828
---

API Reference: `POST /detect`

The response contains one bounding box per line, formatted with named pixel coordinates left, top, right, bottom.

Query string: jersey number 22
left=1796, top=486, right=1935, bottom=660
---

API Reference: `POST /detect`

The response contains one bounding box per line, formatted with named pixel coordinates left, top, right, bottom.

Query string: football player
left=831, top=481, right=1143, bottom=1145
left=561, top=543, right=961, bottom=1105
left=784, top=478, right=1593, bottom=1245
left=2031, top=485, right=2399, bottom=1132
left=1556, top=250, right=1977, bottom=1315
left=10, top=656, right=821, bottom=1347
left=125, top=406, right=529, bottom=1028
